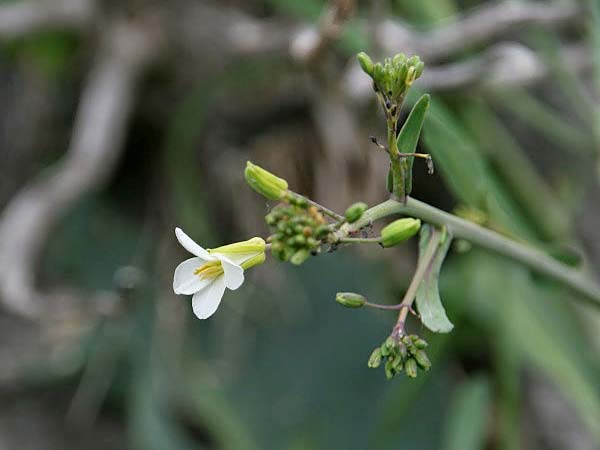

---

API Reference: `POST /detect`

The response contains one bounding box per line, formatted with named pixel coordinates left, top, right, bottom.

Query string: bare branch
left=0, top=21, right=156, bottom=318
left=378, top=0, right=581, bottom=62
left=0, top=0, right=95, bottom=39
left=343, top=42, right=591, bottom=100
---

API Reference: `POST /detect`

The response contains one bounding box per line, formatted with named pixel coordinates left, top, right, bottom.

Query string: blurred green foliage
left=3, top=0, right=599, bottom=449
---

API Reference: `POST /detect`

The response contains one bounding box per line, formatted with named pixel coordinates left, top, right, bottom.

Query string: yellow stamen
left=194, top=260, right=224, bottom=280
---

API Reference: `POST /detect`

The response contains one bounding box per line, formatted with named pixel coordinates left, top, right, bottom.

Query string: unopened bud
left=357, top=52, right=374, bottom=76
left=290, top=249, right=311, bottom=266
left=240, top=252, right=266, bottom=270
left=245, top=161, right=288, bottom=200
left=385, top=360, right=395, bottom=380
left=405, top=358, right=418, bottom=378
left=367, top=348, right=382, bottom=368
left=335, top=292, right=366, bottom=308
left=381, top=218, right=421, bottom=248
left=414, top=350, right=431, bottom=370
left=344, top=202, right=368, bottom=223
left=210, top=237, right=266, bottom=255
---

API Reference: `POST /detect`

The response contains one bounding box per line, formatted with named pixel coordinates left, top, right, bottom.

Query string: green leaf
left=441, top=376, right=492, bottom=450
left=397, top=94, right=430, bottom=195
left=416, top=224, right=454, bottom=333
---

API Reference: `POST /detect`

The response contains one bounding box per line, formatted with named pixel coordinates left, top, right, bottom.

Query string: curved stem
left=342, top=196, right=600, bottom=308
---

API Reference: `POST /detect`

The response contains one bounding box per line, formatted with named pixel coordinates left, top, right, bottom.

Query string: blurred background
left=1, top=0, right=600, bottom=449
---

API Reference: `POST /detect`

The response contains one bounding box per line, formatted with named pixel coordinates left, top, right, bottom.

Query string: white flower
left=173, top=227, right=265, bottom=319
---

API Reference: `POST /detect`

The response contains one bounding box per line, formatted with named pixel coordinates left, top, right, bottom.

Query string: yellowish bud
left=241, top=252, right=266, bottom=270
left=245, top=161, right=288, bottom=200
left=209, top=237, right=266, bottom=255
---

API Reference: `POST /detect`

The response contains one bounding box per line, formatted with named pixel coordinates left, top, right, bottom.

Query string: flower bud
left=385, top=360, right=395, bottom=380
left=405, top=358, right=418, bottom=378
left=240, top=252, right=266, bottom=270
left=245, top=161, right=288, bottom=200
left=335, top=292, right=366, bottom=308
left=357, top=52, right=374, bottom=76
left=210, top=237, right=266, bottom=255
left=290, top=249, right=311, bottom=266
left=344, top=202, right=368, bottom=223
left=381, top=218, right=421, bottom=248
left=414, top=350, right=431, bottom=370
left=367, top=348, right=382, bottom=368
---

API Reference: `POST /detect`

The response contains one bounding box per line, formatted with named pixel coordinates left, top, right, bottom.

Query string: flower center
left=194, top=260, right=224, bottom=280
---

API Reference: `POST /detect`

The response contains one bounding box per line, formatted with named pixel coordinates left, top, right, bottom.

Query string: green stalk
left=342, top=197, right=600, bottom=307
left=387, top=117, right=405, bottom=200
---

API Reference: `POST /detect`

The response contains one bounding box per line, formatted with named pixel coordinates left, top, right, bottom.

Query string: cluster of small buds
left=368, top=334, right=431, bottom=380
left=266, top=194, right=330, bottom=265
left=357, top=52, right=424, bottom=119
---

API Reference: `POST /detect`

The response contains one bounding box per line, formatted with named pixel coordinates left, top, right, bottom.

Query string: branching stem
left=340, top=196, right=600, bottom=308
left=393, top=227, right=442, bottom=337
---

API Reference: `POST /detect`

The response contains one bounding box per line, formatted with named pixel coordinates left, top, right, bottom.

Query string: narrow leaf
left=441, top=376, right=492, bottom=450
left=397, top=93, right=430, bottom=195
left=416, top=224, right=454, bottom=333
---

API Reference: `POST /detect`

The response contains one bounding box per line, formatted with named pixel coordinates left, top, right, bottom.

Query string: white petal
left=220, top=256, right=244, bottom=290
left=212, top=251, right=259, bottom=266
left=173, top=257, right=213, bottom=295
left=175, top=227, right=211, bottom=258
left=192, top=277, right=227, bottom=319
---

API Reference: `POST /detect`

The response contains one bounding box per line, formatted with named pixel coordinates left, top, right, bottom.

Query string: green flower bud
left=380, top=343, right=390, bottom=357
left=391, top=355, right=404, bottom=371
left=413, top=337, right=428, bottom=349
left=240, top=252, right=266, bottom=270
left=367, top=348, right=382, bottom=368
left=393, top=53, right=407, bottom=67
left=373, top=63, right=385, bottom=86
left=381, top=218, right=421, bottom=248
left=245, top=161, right=288, bottom=200
left=335, top=292, right=366, bottom=308
left=414, top=350, right=431, bottom=370
left=344, top=202, right=368, bottom=223
left=290, top=249, right=311, bottom=265
left=357, top=52, right=374, bottom=76
left=405, top=358, right=418, bottom=378
left=385, top=360, right=395, bottom=380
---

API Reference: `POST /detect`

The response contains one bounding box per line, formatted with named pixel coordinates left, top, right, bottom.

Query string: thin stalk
left=364, top=301, right=404, bottom=311
left=393, top=228, right=442, bottom=337
left=387, top=116, right=405, bottom=200
left=338, top=237, right=382, bottom=244
left=293, top=192, right=345, bottom=221
left=342, top=196, right=600, bottom=308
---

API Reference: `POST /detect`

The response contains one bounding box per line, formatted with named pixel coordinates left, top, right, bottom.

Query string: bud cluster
left=368, top=334, right=431, bottom=380
left=357, top=52, right=424, bottom=118
left=266, top=195, right=331, bottom=265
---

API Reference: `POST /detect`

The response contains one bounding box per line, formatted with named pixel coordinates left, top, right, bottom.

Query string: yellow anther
left=194, top=260, right=224, bottom=280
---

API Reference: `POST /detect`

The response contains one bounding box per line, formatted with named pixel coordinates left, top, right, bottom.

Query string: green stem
left=393, top=227, right=442, bottom=337
left=387, top=117, right=405, bottom=200
left=338, top=237, right=382, bottom=244
left=343, top=196, right=600, bottom=308
left=293, top=192, right=345, bottom=221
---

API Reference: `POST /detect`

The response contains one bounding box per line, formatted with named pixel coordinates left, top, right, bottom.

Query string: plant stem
left=387, top=116, right=406, bottom=200
left=293, top=192, right=345, bottom=221
left=338, top=237, right=382, bottom=244
left=364, top=301, right=404, bottom=310
left=342, top=196, right=600, bottom=308
left=393, top=228, right=442, bottom=337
